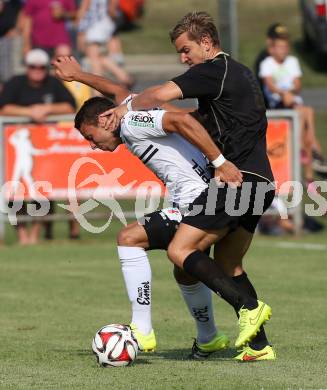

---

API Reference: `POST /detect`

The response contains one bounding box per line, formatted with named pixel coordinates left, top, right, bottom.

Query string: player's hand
left=215, top=161, right=243, bottom=188
left=99, top=104, right=128, bottom=131
left=51, top=56, right=82, bottom=82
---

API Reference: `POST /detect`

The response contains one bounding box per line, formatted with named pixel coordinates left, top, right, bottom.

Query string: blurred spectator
left=0, top=49, right=75, bottom=119
left=254, top=23, right=289, bottom=85
left=77, top=0, right=133, bottom=87
left=0, top=48, right=76, bottom=244
left=257, top=197, right=295, bottom=235
left=108, top=0, right=145, bottom=65
left=53, top=44, right=92, bottom=108
left=259, top=34, right=327, bottom=186
left=22, top=0, right=77, bottom=57
left=0, top=0, right=23, bottom=88
left=258, top=197, right=324, bottom=235
left=108, top=0, right=126, bottom=66
left=260, top=36, right=303, bottom=110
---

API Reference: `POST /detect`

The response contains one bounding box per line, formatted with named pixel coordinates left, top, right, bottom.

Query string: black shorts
left=182, top=173, right=275, bottom=233
left=141, top=208, right=181, bottom=250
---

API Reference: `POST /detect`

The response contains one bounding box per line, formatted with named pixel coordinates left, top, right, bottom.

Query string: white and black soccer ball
left=92, top=324, right=138, bottom=367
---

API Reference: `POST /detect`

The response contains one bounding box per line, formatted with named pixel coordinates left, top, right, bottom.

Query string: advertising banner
left=3, top=119, right=293, bottom=200
left=4, top=122, right=164, bottom=200
left=266, top=119, right=292, bottom=194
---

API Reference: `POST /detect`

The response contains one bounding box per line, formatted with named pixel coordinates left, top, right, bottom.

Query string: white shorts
left=85, top=17, right=115, bottom=44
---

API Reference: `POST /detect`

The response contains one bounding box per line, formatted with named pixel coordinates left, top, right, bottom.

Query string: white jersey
left=120, top=108, right=211, bottom=207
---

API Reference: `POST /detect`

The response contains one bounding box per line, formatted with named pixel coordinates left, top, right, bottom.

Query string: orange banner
left=4, top=122, right=164, bottom=200
left=4, top=119, right=293, bottom=200
left=266, top=119, right=292, bottom=193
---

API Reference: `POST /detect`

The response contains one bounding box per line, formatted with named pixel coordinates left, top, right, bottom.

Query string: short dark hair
left=169, top=11, right=220, bottom=46
left=74, top=97, right=116, bottom=130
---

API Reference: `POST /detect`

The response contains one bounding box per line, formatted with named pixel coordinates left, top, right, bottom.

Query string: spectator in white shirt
left=260, top=36, right=327, bottom=185
left=260, top=37, right=303, bottom=109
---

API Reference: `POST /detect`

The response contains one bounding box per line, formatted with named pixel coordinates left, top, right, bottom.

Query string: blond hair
left=169, top=11, right=220, bottom=46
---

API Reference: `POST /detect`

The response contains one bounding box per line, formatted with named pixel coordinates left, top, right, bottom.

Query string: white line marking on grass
left=257, top=241, right=327, bottom=251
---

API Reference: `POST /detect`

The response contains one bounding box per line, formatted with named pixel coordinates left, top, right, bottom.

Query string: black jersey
left=171, top=52, right=273, bottom=181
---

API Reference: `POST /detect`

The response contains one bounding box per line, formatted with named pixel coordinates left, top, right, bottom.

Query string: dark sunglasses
left=28, top=65, right=47, bottom=70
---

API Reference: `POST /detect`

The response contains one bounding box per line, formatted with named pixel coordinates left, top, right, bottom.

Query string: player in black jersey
left=98, top=12, right=276, bottom=361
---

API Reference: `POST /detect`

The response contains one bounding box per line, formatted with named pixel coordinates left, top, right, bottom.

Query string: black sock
left=233, top=273, right=270, bottom=350
left=183, top=250, right=257, bottom=311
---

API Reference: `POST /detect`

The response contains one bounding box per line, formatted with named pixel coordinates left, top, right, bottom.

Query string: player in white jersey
left=120, top=96, right=210, bottom=208
left=52, top=55, right=243, bottom=358
left=74, top=96, right=229, bottom=357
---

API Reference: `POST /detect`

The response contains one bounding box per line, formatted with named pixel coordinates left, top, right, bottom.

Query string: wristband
left=211, top=154, right=226, bottom=168
left=126, top=99, right=133, bottom=111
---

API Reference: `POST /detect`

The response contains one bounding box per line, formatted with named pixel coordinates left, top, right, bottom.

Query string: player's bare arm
left=52, top=56, right=129, bottom=104
left=100, top=81, right=182, bottom=130
left=160, top=102, right=194, bottom=113
left=131, top=81, right=183, bottom=109
left=52, top=57, right=190, bottom=115
left=162, top=112, right=243, bottom=186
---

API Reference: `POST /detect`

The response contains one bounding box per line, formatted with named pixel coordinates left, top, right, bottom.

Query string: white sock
left=118, top=246, right=152, bottom=335
left=178, top=282, right=217, bottom=344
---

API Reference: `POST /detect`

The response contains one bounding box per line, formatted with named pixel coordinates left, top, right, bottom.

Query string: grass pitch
left=1, top=221, right=327, bottom=389
left=1, top=3, right=326, bottom=388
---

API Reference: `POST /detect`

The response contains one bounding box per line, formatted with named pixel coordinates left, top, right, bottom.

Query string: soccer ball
left=92, top=324, right=138, bottom=367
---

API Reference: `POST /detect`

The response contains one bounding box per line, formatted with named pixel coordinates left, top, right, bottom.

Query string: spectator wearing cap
left=254, top=23, right=289, bottom=84
left=259, top=32, right=327, bottom=189
left=0, top=48, right=76, bottom=245
left=22, top=0, right=77, bottom=57
left=0, top=48, right=76, bottom=121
